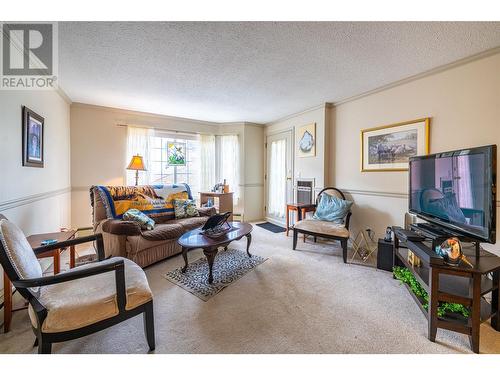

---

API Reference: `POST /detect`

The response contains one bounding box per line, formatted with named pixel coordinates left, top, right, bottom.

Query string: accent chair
left=292, top=187, right=352, bottom=262
left=0, top=216, right=155, bottom=354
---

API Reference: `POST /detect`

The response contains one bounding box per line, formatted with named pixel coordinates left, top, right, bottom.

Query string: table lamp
left=126, top=154, right=146, bottom=186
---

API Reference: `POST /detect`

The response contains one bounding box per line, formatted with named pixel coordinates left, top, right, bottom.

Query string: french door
left=266, top=130, right=293, bottom=226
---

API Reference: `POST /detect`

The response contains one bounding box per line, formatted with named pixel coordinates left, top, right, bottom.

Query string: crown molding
left=334, top=47, right=500, bottom=107
left=71, top=102, right=221, bottom=127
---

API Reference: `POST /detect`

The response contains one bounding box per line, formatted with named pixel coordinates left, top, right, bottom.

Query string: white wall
left=265, top=104, right=329, bottom=200
left=242, top=124, right=265, bottom=221
left=331, top=52, right=500, bottom=254
left=70, top=104, right=265, bottom=227
left=0, top=89, right=71, bottom=319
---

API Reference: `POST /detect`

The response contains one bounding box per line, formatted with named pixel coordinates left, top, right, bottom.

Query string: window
left=126, top=127, right=239, bottom=205
left=149, top=133, right=201, bottom=199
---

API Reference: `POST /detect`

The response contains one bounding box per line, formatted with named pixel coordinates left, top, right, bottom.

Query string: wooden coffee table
left=178, top=222, right=253, bottom=284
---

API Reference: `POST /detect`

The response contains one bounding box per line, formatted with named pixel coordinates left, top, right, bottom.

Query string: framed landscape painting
left=361, top=118, right=430, bottom=172
left=22, top=106, right=44, bottom=168
left=166, top=142, right=186, bottom=166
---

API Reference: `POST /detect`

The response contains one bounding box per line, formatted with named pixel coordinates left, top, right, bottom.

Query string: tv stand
left=393, top=226, right=500, bottom=353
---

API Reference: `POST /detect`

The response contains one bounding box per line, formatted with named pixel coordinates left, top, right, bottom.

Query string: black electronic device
left=393, top=228, right=426, bottom=242
left=409, top=145, right=496, bottom=244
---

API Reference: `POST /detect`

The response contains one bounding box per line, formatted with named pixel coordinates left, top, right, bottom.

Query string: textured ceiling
left=59, top=22, right=500, bottom=123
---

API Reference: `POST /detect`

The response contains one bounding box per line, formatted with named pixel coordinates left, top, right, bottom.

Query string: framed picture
left=22, top=106, right=44, bottom=168
left=361, top=118, right=430, bottom=172
left=166, top=142, right=186, bottom=166
left=297, top=122, right=316, bottom=157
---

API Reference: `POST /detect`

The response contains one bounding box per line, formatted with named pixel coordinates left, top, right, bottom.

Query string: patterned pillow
left=123, top=209, right=155, bottom=230
left=174, top=199, right=200, bottom=219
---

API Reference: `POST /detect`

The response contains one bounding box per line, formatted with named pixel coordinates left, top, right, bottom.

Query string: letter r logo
left=2, top=23, right=53, bottom=76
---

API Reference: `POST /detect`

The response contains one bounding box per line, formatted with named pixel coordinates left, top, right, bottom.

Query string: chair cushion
left=294, top=219, right=349, bottom=238
left=28, top=257, right=152, bottom=333
left=313, top=194, right=352, bottom=223
left=0, top=219, right=42, bottom=280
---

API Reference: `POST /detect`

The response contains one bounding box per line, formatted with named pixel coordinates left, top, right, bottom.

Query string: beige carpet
left=1, top=223, right=499, bottom=354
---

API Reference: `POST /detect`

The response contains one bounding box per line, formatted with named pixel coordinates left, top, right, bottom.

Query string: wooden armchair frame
left=0, top=232, right=155, bottom=354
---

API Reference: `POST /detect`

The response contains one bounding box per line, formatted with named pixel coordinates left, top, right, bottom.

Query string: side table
left=286, top=203, right=316, bottom=236
left=2, top=229, right=77, bottom=333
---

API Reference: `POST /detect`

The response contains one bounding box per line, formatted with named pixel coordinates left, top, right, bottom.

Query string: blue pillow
left=313, top=194, right=353, bottom=223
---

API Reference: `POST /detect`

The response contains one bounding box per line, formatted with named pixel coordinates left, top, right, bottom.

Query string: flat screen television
left=409, top=145, right=497, bottom=243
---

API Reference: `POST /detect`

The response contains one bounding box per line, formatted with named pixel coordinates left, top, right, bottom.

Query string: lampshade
left=126, top=155, right=146, bottom=171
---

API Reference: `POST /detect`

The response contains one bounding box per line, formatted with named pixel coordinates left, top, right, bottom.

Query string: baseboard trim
left=0, top=187, right=71, bottom=212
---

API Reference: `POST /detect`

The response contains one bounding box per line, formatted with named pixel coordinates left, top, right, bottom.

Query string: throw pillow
left=313, top=194, right=353, bottom=224
left=174, top=199, right=200, bottom=219
left=123, top=209, right=155, bottom=230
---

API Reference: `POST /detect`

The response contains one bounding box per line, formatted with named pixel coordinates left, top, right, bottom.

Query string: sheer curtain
left=268, top=139, right=286, bottom=218
left=200, top=134, right=216, bottom=193
left=218, top=135, right=240, bottom=203
left=126, top=126, right=154, bottom=185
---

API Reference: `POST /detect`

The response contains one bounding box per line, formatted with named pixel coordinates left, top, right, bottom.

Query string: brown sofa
left=90, top=186, right=215, bottom=268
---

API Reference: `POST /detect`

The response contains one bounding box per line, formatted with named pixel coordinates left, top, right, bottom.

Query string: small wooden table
left=2, top=229, right=77, bottom=333
left=285, top=203, right=316, bottom=236
left=199, top=192, right=234, bottom=221
left=178, top=222, right=252, bottom=284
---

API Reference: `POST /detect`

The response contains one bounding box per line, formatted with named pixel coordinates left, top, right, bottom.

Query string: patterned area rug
left=163, top=248, right=267, bottom=301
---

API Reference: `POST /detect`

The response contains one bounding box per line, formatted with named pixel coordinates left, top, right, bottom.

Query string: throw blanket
left=95, top=184, right=193, bottom=220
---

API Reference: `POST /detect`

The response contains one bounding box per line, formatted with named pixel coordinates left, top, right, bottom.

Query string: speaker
left=377, top=238, right=394, bottom=272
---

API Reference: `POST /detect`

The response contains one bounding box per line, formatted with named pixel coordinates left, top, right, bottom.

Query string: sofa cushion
left=171, top=216, right=209, bottom=232
left=28, top=257, right=152, bottom=333
left=294, top=219, right=349, bottom=238
left=140, top=222, right=184, bottom=241
left=102, top=219, right=142, bottom=236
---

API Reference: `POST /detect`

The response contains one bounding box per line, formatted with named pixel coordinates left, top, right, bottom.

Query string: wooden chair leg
left=341, top=239, right=347, bottom=263
left=38, top=339, right=52, bottom=354
left=293, top=229, right=298, bottom=250
left=143, top=302, right=155, bottom=352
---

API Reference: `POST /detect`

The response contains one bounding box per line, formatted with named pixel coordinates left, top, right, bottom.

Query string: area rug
left=163, top=248, right=267, bottom=301
left=256, top=222, right=286, bottom=233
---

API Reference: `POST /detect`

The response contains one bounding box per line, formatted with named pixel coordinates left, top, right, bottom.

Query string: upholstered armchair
left=292, top=187, right=352, bottom=263
left=0, top=217, right=155, bottom=354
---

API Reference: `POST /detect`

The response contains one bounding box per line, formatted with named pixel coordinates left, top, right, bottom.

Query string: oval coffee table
left=178, top=222, right=253, bottom=284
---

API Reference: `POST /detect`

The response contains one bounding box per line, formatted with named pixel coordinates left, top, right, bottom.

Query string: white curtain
left=126, top=126, right=154, bottom=185
left=200, top=134, right=216, bottom=193
left=218, top=135, right=240, bottom=203
left=268, top=139, right=286, bottom=218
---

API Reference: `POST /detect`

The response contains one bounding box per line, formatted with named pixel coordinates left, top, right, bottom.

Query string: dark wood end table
left=178, top=222, right=253, bottom=284
left=2, top=229, right=77, bottom=333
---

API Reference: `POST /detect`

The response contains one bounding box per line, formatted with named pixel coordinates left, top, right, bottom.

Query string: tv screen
left=409, top=145, right=496, bottom=243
